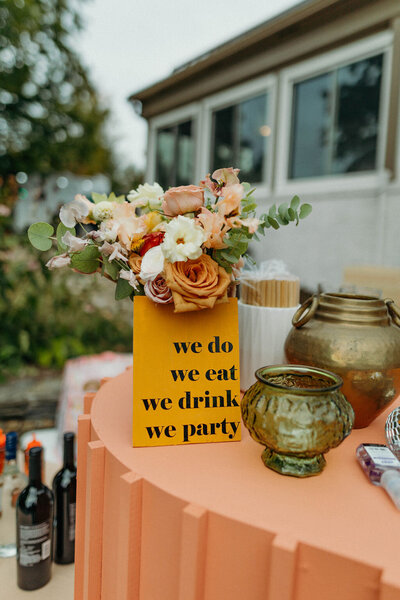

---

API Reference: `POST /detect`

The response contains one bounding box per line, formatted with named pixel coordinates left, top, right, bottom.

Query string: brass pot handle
left=385, top=299, right=400, bottom=328
left=292, top=294, right=319, bottom=328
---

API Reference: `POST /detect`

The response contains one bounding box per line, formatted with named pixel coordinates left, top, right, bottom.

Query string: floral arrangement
left=27, top=167, right=311, bottom=313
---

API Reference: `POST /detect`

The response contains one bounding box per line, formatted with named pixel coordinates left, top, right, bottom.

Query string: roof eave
left=128, top=0, right=341, bottom=103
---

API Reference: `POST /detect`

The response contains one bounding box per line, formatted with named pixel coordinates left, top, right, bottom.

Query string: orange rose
left=164, top=254, right=230, bottom=313
left=128, top=253, right=142, bottom=274
left=162, top=185, right=204, bottom=217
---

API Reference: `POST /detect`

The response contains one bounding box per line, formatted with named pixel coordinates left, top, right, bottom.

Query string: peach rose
left=162, top=185, right=204, bottom=217
left=128, top=253, right=142, bottom=274
left=164, top=254, right=230, bottom=313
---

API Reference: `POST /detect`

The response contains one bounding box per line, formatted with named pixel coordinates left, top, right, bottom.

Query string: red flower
left=139, top=231, right=165, bottom=256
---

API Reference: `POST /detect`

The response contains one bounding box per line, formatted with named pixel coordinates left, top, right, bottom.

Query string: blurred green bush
left=0, top=198, right=132, bottom=382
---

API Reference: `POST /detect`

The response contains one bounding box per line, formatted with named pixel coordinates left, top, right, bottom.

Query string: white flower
left=127, top=182, right=164, bottom=210
left=139, top=245, right=165, bottom=282
left=59, top=195, right=92, bottom=227
left=99, top=241, right=128, bottom=262
left=46, top=253, right=71, bottom=270
left=92, top=201, right=114, bottom=222
left=161, top=215, right=206, bottom=263
left=61, top=231, right=88, bottom=252
left=97, top=220, right=119, bottom=243
left=119, top=269, right=139, bottom=290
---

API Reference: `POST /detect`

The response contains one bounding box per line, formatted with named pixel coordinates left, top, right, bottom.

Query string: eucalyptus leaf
left=220, top=250, right=240, bottom=264
left=70, top=245, right=100, bottom=273
left=276, top=214, right=289, bottom=226
left=287, top=207, right=296, bottom=222
left=267, top=216, right=280, bottom=230
left=108, top=192, right=125, bottom=204
left=104, top=258, right=119, bottom=280
left=56, top=223, right=75, bottom=251
left=28, top=222, right=54, bottom=251
left=260, top=214, right=271, bottom=229
left=268, top=204, right=277, bottom=218
left=115, top=277, right=133, bottom=300
left=242, top=202, right=257, bottom=214
left=299, top=203, right=312, bottom=219
left=278, top=203, right=289, bottom=222
left=92, top=192, right=108, bottom=204
left=235, top=241, right=248, bottom=254
left=244, top=253, right=256, bottom=266
left=290, top=195, right=300, bottom=211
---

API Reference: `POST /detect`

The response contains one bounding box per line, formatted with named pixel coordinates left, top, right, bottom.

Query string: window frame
left=199, top=75, right=277, bottom=195
left=147, top=102, right=201, bottom=186
left=275, top=30, right=393, bottom=196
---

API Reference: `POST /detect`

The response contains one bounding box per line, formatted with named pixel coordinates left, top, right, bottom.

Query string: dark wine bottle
left=16, top=446, right=53, bottom=590
left=52, top=432, right=76, bottom=564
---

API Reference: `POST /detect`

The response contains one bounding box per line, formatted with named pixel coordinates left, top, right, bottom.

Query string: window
left=289, top=53, right=383, bottom=179
left=155, top=120, right=194, bottom=189
left=210, top=92, right=270, bottom=183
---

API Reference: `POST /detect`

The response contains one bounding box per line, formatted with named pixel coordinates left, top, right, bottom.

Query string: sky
left=76, top=0, right=302, bottom=170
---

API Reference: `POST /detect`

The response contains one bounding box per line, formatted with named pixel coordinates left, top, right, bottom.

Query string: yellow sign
left=132, top=297, right=241, bottom=447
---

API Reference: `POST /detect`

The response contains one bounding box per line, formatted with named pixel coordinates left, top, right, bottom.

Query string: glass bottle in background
left=0, top=429, right=6, bottom=518
left=24, top=434, right=42, bottom=477
left=0, top=432, right=28, bottom=558
left=53, top=432, right=76, bottom=564
left=16, top=447, right=53, bottom=590
left=0, top=429, right=6, bottom=477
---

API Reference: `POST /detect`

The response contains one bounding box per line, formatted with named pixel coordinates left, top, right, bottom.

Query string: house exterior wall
left=135, top=0, right=400, bottom=293
left=252, top=182, right=400, bottom=292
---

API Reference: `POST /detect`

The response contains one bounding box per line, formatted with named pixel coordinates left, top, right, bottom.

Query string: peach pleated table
left=75, top=368, right=400, bottom=600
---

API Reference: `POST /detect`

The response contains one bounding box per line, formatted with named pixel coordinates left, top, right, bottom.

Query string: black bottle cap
left=29, top=446, right=43, bottom=483
left=63, top=432, right=75, bottom=467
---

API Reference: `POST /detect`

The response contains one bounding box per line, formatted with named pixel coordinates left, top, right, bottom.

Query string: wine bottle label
left=69, top=502, right=76, bottom=542
left=18, top=522, right=51, bottom=567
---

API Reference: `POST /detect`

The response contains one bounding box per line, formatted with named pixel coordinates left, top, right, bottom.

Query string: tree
left=0, top=0, right=114, bottom=177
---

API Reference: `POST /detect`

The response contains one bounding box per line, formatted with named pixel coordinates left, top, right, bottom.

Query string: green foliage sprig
left=259, top=195, right=312, bottom=232
left=212, top=185, right=312, bottom=272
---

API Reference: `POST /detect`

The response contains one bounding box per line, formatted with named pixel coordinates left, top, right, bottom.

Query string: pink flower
left=61, top=231, right=88, bottom=252
left=228, top=216, right=260, bottom=234
left=217, top=184, right=244, bottom=217
left=46, top=253, right=71, bottom=270
left=196, top=207, right=230, bottom=249
left=162, top=185, right=204, bottom=217
left=59, top=194, right=93, bottom=227
left=200, top=167, right=240, bottom=196
left=212, top=167, right=240, bottom=186
left=119, top=269, right=139, bottom=290
left=144, top=275, right=173, bottom=304
left=99, top=241, right=128, bottom=262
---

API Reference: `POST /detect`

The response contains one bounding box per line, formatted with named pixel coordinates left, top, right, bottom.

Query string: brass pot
left=241, top=365, right=354, bottom=477
left=285, top=293, right=400, bottom=428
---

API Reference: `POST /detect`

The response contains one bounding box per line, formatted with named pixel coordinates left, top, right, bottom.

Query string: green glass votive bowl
left=241, top=365, right=354, bottom=477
